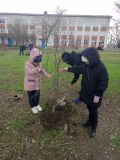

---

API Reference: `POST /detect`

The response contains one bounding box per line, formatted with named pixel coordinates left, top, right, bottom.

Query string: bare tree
left=41, top=21, right=79, bottom=113
left=108, top=0, right=120, bottom=48
left=114, top=0, right=120, bottom=14
left=7, top=18, right=29, bottom=46
left=36, top=7, right=66, bottom=47
left=108, top=24, right=120, bottom=48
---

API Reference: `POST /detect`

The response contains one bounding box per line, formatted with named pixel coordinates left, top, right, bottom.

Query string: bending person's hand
left=93, top=96, right=100, bottom=103
left=60, top=68, right=68, bottom=72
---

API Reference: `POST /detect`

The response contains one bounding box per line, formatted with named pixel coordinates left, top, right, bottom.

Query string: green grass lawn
left=0, top=48, right=120, bottom=160
left=0, top=49, right=120, bottom=100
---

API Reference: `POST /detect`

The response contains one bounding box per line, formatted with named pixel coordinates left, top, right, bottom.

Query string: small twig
left=64, top=124, right=67, bottom=134
left=58, top=142, right=75, bottom=146
left=52, top=104, right=56, bottom=113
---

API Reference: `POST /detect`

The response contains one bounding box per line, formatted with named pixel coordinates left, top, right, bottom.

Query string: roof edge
left=0, top=12, right=112, bottom=18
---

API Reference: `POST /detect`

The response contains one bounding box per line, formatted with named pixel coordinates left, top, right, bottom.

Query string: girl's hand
left=37, top=67, right=42, bottom=72
left=60, top=68, right=68, bottom=72
left=46, top=74, right=52, bottom=79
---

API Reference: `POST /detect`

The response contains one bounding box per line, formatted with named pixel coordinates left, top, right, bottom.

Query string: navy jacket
left=68, top=47, right=109, bottom=107
left=28, top=43, right=34, bottom=51
left=20, top=44, right=26, bottom=50
left=62, top=51, right=84, bottom=84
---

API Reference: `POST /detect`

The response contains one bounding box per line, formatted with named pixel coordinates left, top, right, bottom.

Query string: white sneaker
left=31, top=107, right=38, bottom=114
left=36, top=105, right=42, bottom=111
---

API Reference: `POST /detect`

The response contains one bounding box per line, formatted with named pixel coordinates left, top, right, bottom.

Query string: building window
left=42, top=30, right=47, bottom=35
left=99, top=40, right=104, bottom=45
left=92, top=40, right=97, bottom=44
left=0, top=19, right=5, bottom=23
left=101, top=21, right=107, bottom=27
left=76, top=40, right=81, bottom=44
left=15, top=19, right=20, bottom=24
left=70, top=21, right=75, bottom=26
left=86, top=21, right=91, bottom=27
left=84, top=40, right=89, bottom=44
left=0, top=28, right=5, bottom=33
left=1, top=37, right=5, bottom=42
left=62, top=21, right=67, bottom=26
left=61, top=31, right=67, bottom=35
left=7, top=19, right=12, bottom=24
left=93, top=21, right=99, bottom=27
left=56, top=20, right=61, bottom=26
left=30, top=19, right=35, bottom=25
left=31, top=38, right=35, bottom=43
left=61, top=39, right=66, bottom=44
left=69, top=39, right=74, bottom=44
left=22, top=19, right=28, bottom=25
left=54, top=39, right=59, bottom=44
left=54, top=30, right=59, bottom=35
left=69, top=31, right=74, bottom=35
left=30, top=29, right=35, bottom=34
left=8, top=29, right=12, bottom=33
left=78, top=21, right=83, bottom=26
left=77, top=31, right=82, bottom=35
left=84, top=32, right=90, bottom=36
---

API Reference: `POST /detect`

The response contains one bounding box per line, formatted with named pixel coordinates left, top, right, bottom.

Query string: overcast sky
left=0, top=0, right=119, bottom=19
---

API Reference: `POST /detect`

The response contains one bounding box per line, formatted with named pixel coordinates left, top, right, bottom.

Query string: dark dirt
left=39, top=101, right=75, bottom=130
left=0, top=88, right=120, bottom=160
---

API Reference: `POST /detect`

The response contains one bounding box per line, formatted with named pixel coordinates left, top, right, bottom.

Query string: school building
left=0, top=12, right=112, bottom=49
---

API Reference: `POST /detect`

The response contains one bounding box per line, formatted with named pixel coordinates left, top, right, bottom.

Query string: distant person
left=19, top=44, right=26, bottom=55
left=61, top=51, right=84, bottom=104
left=28, top=42, right=34, bottom=51
left=60, top=47, right=109, bottom=138
left=96, top=46, right=104, bottom=50
left=24, top=48, right=52, bottom=114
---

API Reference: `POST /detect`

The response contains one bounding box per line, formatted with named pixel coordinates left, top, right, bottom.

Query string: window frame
left=76, top=40, right=81, bottom=44
left=54, top=39, right=59, bottom=44
left=0, top=19, right=5, bottom=24
left=61, top=39, right=66, bottom=44
left=30, top=19, right=35, bottom=25
left=22, top=19, right=28, bottom=25
left=70, top=21, right=75, bottom=26
left=69, top=39, right=74, bottom=44
left=84, top=40, right=89, bottom=44
left=85, top=21, right=91, bottom=27
left=78, top=21, right=83, bottom=26
left=61, top=20, right=67, bottom=26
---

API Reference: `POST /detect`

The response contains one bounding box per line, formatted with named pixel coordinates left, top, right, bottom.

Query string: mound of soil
left=39, top=101, right=75, bottom=130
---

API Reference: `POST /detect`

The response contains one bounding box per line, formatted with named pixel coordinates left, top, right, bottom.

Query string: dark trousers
left=19, top=49, right=24, bottom=55
left=27, top=90, right=40, bottom=108
left=87, top=105, right=98, bottom=126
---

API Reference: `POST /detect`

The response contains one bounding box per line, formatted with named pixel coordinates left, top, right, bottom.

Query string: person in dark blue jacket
left=60, top=47, right=109, bottom=138
left=61, top=51, right=84, bottom=103
left=28, top=42, right=34, bottom=51
left=19, top=44, right=26, bottom=55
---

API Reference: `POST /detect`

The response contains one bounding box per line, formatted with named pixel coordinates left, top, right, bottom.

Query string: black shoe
left=72, top=98, right=82, bottom=104
left=89, top=125, right=97, bottom=138
left=81, top=120, right=91, bottom=126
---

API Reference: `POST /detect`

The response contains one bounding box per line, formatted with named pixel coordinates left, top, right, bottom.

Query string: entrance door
left=8, top=38, right=13, bottom=45
left=42, top=41, right=45, bottom=48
